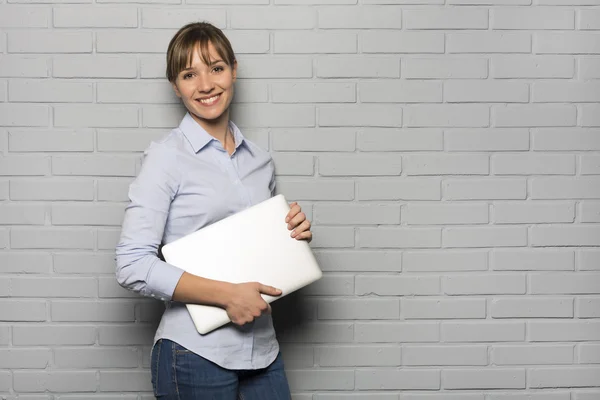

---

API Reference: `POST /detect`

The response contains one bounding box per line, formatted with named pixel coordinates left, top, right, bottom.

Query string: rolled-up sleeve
left=115, top=144, right=185, bottom=301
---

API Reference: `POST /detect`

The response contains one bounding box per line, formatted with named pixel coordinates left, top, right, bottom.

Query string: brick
left=494, top=154, right=575, bottom=175
left=12, top=277, right=97, bottom=298
left=405, top=105, right=489, bottom=127
left=314, top=251, right=401, bottom=272
left=445, top=81, right=528, bottom=103
left=11, top=228, right=94, bottom=249
left=530, top=321, right=600, bottom=341
left=581, top=155, right=600, bottom=175
left=579, top=343, right=600, bottom=362
left=581, top=249, right=600, bottom=270
left=443, top=226, right=527, bottom=248
left=358, top=128, right=442, bottom=151
left=534, top=81, right=600, bottom=102
left=0, top=252, right=52, bottom=273
left=359, top=227, right=441, bottom=249
left=142, top=8, right=226, bottom=28
left=232, top=7, right=315, bottom=29
left=442, top=321, right=525, bottom=342
left=0, top=229, right=7, bottom=249
left=536, top=32, right=600, bottom=54
left=492, top=297, right=573, bottom=318
left=403, top=203, right=488, bottom=225
left=403, top=298, right=486, bottom=319
left=446, top=128, right=529, bottom=151
left=54, top=104, right=138, bottom=128
left=272, top=82, right=355, bottom=103
left=0, top=180, right=7, bottom=200
left=319, top=105, right=402, bottom=127
left=577, top=297, right=600, bottom=318
left=314, top=204, right=400, bottom=225
left=363, top=31, right=444, bottom=53
left=237, top=56, right=312, bottom=78
left=54, top=253, right=117, bottom=274
left=319, top=154, right=402, bottom=176
left=574, top=392, right=600, bottom=400
left=360, top=80, right=442, bottom=103
left=494, top=201, right=574, bottom=224
left=530, top=367, right=600, bottom=388
left=272, top=128, right=355, bottom=152
left=404, top=154, right=488, bottom=175
left=55, top=347, right=138, bottom=368
left=0, top=104, right=49, bottom=127
left=492, top=249, right=574, bottom=271
left=141, top=105, right=185, bottom=128
left=10, top=179, right=94, bottom=201
left=403, top=345, right=487, bottom=366
left=51, top=203, right=125, bottom=226
left=97, top=30, right=175, bottom=53
left=532, top=177, right=600, bottom=199
left=54, top=6, right=137, bottom=27
left=232, top=104, right=314, bottom=128
left=98, top=228, right=120, bottom=250
left=317, top=56, right=399, bottom=78
left=0, top=55, right=49, bottom=78
left=13, top=325, right=96, bottom=345
left=0, top=204, right=45, bottom=225
left=494, top=104, right=576, bottom=127
left=358, top=178, right=441, bottom=200
left=0, top=300, right=46, bottom=321
left=271, top=153, right=314, bottom=176
left=310, top=226, right=354, bottom=248
left=493, top=8, right=574, bottom=29
left=581, top=104, right=600, bottom=126
left=321, top=7, right=401, bottom=28
left=531, top=225, right=600, bottom=246
left=280, top=345, right=313, bottom=368
left=530, top=272, right=600, bottom=294
left=276, top=179, right=353, bottom=201
left=99, top=325, right=155, bottom=345
left=318, top=298, right=399, bottom=320
left=0, top=6, right=48, bottom=27
left=405, top=9, right=488, bottom=29
left=99, top=276, right=138, bottom=298
left=14, top=371, right=96, bottom=392
left=277, top=0, right=354, bottom=3
left=278, top=322, right=354, bottom=343
left=492, top=345, right=573, bottom=365
left=491, top=55, right=574, bottom=78
left=51, top=301, right=133, bottom=322
left=287, top=370, right=354, bottom=391
left=9, top=129, right=94, bottom=152
left=100, top=371, right=153, bottom=391
left=448, top=32, right=531, bottom=53
left=403, top=58, right=487, bottom=79
left=581, top=201, right=600, bottom=222
left=97, top=81, right=176, bottom=104
left=0, top=349, right=52, bottom=368
left=52, top=155, right=137, bottom=177
left=8, top=31, right=92, bottom=53
left=355, top=369, right=440, bottom=390
left=355, top=275, right=440, bottom=296
left=274, top=32, right=356, bottom=54
left=316, top=345, right=401, bottom=367
left=580, top=57, right=600, bottom=78
left=301, top=275, right=354, bottom=296
left=97, top=178, right=134, bottom=201
left=532, top=128, right=600, bottom=151
left=443, top=368, right=525, bottom=389
left=0, top=155, right=49, bottom=176
left=53, top=55, right=137, bottom=78
left=220, top=30, right=270, bottom=54
left=444, top=274, right=526, bottom=295
left=403, top=251, right=488, bottom=272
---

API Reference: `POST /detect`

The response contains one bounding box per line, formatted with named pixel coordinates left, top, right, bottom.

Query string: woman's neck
left=190, top=110, right=232, bottom=147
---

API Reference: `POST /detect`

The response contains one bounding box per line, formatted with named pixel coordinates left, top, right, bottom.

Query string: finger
left=294, top=230, right=312, bottom=242
left=291, top=219, right=310, bottom=237
left=285, top=204, right=301, bottom=223
left=258, top=284, right=282, bottom=296
left=288, top=212, right=306, bottom=230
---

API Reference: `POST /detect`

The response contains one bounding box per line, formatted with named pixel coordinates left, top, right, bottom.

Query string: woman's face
left=172, top=41, right=237, bottom=128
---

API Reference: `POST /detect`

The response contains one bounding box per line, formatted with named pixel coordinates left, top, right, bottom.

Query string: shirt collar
left=179, top=112, right=246, bottom=154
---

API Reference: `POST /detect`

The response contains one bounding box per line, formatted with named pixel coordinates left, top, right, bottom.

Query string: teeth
left=199, top=95, right=219, bottom=104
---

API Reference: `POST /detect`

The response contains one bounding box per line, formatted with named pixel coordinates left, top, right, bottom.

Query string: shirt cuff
left=146, top=259, right=185, bottom=301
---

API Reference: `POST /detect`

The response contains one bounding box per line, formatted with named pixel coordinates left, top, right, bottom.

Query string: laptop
left=161, top=194, right=323, bottom=335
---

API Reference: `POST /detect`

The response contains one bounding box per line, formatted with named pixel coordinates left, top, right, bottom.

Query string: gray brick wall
left=1, top=0, right=599, bottom=398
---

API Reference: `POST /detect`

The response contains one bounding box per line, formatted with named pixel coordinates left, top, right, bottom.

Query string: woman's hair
left=166, top=22, right=236, bottom=83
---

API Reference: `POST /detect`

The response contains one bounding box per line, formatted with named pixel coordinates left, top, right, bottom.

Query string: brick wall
left=1, top=0, right=599, bottom=398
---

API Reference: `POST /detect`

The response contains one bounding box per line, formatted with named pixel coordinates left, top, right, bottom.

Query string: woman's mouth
left=196, top=94, right=221, bottom=107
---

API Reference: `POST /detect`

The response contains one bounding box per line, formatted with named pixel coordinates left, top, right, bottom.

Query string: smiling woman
left=115, top=22, right=312, bottom=399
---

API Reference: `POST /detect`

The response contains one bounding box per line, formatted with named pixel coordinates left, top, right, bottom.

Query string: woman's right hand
left=224, top=282, right=282, bottom=326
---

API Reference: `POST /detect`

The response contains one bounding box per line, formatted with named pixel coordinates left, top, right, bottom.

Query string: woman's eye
left=213, top=66, right=224, bottom=73
left=183, top=73, right=193, bottom=79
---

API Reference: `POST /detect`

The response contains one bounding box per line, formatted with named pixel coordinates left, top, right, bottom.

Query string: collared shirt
left=115, top=112, right=279, bottom=370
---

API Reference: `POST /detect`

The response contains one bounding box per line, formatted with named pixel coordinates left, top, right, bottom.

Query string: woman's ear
left=232, top=60, right=238, bottom=82
left=171, top=81, right=182, bottom=98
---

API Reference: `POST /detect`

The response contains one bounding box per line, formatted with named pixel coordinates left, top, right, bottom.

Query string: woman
left=115, top=22, right=312, bottom=399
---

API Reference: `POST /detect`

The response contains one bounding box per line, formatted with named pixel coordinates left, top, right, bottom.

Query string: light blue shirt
left=115, top=112, right=279, bottom=370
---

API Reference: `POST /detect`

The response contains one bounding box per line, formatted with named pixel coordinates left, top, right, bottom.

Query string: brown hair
left=166, top=22, right=236, bottom=83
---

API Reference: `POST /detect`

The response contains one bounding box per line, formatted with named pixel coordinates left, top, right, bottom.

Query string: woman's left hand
left=286, top=202, right=312, bottom=243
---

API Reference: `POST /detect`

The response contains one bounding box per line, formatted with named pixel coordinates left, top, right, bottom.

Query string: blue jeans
left=151, top=339, right=292, bottom=399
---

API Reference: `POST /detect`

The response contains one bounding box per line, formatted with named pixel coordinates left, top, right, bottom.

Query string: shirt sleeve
left=115, top=143, right=185, bottom=301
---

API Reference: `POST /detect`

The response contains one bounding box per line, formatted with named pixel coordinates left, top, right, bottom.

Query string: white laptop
left=161, top=194, right=322, bottom=335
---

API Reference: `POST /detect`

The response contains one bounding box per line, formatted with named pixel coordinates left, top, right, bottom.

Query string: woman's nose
left=196, top=75, right=214, bottom=93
